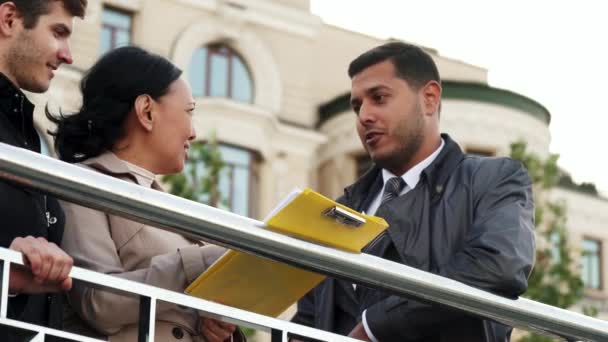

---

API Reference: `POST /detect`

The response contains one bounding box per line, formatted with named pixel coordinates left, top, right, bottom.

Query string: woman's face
left=150, top=78, right=196, bottom=174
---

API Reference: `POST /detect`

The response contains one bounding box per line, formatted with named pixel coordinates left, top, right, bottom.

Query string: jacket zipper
left=18, top=94, right=28, bottom=147
left=44, top=195, right=57, bottom=228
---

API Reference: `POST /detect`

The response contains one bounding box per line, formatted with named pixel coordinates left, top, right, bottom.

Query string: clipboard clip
left=322, top=206, right=365, bottom=228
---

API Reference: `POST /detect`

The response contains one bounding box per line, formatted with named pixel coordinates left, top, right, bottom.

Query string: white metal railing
left=1, top=142, right=608, bottom=341
left=0, top=248, right=356, bottom=341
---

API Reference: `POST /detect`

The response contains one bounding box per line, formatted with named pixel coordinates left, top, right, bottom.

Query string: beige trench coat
left=60, top=152, right=227, bottom=342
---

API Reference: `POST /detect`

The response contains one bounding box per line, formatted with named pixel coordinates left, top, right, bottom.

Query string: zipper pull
left=46, top=212, right=58, bottom=226
left=44, top=195, right=57, bottom=227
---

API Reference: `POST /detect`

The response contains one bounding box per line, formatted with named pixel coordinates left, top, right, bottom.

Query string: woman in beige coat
left=47, top=46, right=242, bottom=342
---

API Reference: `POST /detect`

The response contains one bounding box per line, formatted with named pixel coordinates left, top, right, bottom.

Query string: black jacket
left=0, top=73, right=65, bottom=336
left=293, top=134, right=535, bottom=342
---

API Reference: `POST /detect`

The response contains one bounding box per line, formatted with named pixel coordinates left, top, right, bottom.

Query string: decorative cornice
left=317, top=81, right=551, bottom=127
left=173, top=0, right=322, bottom=38
left=442, top=81, right=551, bottom=125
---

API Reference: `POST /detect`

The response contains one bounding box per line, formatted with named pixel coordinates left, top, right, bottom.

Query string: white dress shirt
left=361, top=139, right=444, bottom=342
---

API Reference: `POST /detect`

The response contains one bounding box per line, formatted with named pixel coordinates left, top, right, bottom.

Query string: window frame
left=184, top=141, right=259, bottom=218
left=100, top=6, right=133, bottom=54
left=190, top=44, right=254, bottom=103
left=217, top=142, right=259, bottom=218
left=581, top=236, right=603, bottom=290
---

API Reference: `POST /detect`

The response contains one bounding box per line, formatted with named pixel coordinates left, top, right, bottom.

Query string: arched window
left=188, top=44, right=253, bottom=103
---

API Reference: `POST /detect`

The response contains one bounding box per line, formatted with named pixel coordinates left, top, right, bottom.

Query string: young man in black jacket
left=293, top=42, right=535, bottom=341
left=0, top=0, right=87, bottom=337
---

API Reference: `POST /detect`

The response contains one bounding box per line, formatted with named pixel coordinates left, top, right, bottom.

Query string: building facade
left=29, top=0, right=606, bottom=327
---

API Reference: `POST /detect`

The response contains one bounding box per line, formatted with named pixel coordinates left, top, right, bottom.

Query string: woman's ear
left=134, top=94, right=154, bottom=131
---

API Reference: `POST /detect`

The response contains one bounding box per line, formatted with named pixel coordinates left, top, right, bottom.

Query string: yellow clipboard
left=264, top=188, right=388, bottom=253
left=186, top=188, right=388, bottom=317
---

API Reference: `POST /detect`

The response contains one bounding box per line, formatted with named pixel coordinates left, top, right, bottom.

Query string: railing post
left=138, top=295, right=156, bottom=342
left=0, top=260, right=10, bottom=318
left=271, top=328, right=283, bottom=342
left=30, top=332, right=45, bottom=341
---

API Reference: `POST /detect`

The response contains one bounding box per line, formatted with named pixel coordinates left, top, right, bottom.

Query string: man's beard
left=6, top=30, right=48, bottom=93
left=372, top=107, right=425, bottom=175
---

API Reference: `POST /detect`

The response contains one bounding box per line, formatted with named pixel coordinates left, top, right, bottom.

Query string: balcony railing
left=1, top=142, right=607, bottom=341
left=0, top=247, right=355, bottom=341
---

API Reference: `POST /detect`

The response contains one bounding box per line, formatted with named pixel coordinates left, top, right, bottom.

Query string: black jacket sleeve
left=365, top=158, right=536, bottom=341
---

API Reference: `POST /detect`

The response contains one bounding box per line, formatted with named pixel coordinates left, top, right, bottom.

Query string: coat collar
left=344, top=133, right=464, bottom=206
left=82, top=152, right=161, bottom=189
left=420, top=133, right=465, bottom=200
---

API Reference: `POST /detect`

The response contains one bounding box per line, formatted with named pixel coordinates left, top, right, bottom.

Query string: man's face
left=7, top=1, right=74, bottom=93
left=351, top=60, right=426, bottom=174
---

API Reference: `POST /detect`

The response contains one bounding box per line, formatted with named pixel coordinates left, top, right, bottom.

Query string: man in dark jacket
left=292, top=42, right=535, bottom=341
left=0, top=0, right=87, bottom=338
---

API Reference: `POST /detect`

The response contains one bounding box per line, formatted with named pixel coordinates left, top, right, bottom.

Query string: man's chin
left=22, top=80, right=51, bottom=94
left=369, top=152, right=387, bottom=167
left=370, top=152, right=405, bottom=173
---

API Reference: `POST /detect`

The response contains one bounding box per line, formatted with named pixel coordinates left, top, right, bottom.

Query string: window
left=581, top=238, right=602, bottom=289
left=217, top=145, right=257, bottom=217
left=188, top=44, right=253, bottom=103
left=183, top=143, right=258, bottom=217
left=100, top=7, right=132, bottom=55
left=549, top=231, right=561, bottom=263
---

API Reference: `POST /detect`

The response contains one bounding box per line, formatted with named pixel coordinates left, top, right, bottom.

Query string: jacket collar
left=344, top=133, right=464, bottom=206
left=82, top=152, right=161, bottom=189
left=0, top=72, right=39, bottom=151
left=420, top=133, right=465, bottom=200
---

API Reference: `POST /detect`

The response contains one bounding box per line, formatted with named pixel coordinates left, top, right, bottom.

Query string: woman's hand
left=200, top=316, right=237, bottom=342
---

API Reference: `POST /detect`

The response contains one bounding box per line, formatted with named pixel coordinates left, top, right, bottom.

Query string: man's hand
left=8, top=236, right=73, bottom=294
left=200, top=316, right=237, bottom=342
left=348, top=322, right=371, bottom=341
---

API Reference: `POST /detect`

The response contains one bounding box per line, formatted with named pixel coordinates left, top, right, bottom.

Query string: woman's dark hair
left=47, top=46, right=182, bottom=162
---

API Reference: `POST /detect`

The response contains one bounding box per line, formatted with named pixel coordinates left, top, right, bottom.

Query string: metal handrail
left=1, top=142, right=607, bottom=341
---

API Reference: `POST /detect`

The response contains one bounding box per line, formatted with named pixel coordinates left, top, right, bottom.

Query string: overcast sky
left=310, top=0, right=608, bottom=194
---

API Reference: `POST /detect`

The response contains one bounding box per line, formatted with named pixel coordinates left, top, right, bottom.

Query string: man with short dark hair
left=0, top=0, right=87, bottom=338
left=293, top=42, right=535, bottom=341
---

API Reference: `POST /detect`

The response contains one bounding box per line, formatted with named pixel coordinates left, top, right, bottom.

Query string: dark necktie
left=354, top=177, right=407, bottom=294
left=368, top=177, right=406, bottom=250
left=380, top=177, right=406, bottom=207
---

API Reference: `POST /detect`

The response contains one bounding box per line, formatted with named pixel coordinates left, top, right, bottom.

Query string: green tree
left=162, top=134, right=225, bottom=207
left=510, top=141, right=594, bottom=342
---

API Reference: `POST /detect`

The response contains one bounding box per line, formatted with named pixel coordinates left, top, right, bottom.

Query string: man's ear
left=134, top=94, right=154, bottom=131
left=421, top=80, right=442, bottom=116
left=0, top=2, right=21, bottom=37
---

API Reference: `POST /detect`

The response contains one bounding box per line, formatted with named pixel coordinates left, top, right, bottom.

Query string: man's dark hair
left=0, top=0, right=87, bottom=29
left=348, top=42, right=441, bottom=89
